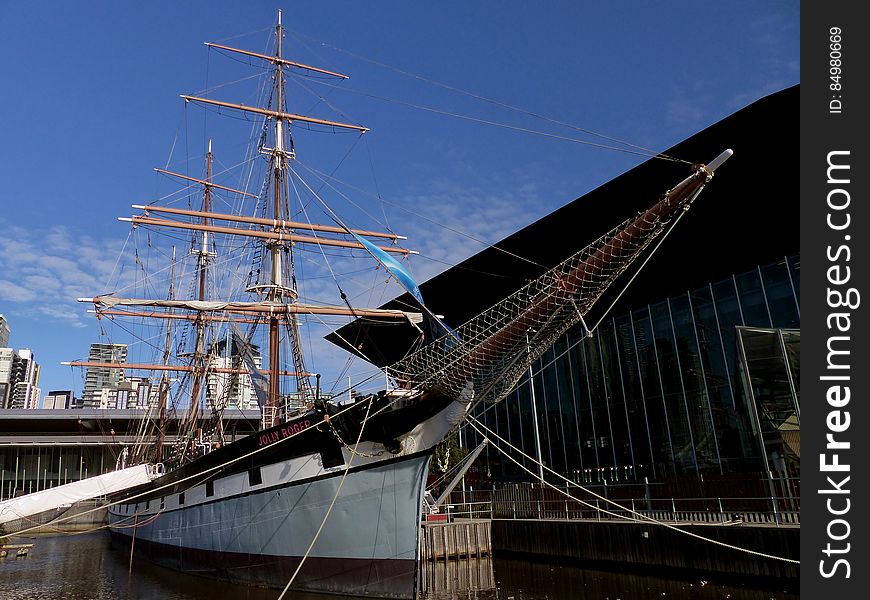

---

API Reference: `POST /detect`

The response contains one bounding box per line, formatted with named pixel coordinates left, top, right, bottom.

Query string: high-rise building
left=0, top=314, right=10, bottom=348
left=82, top=343, right=127, bottom=408
left=0, top=347, right=14, bottom=408
left=8, top=348, right=40, bottom=409
left=43, top=390, right=76, bottom=409
left=98, top=377, right=155, bottom=409
left=206, top=335, right=262, bottom=411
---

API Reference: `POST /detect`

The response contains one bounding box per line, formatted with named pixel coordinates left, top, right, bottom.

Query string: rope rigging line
left=152, top=143, right=261, bottom=203
left=363, top=136, right=390, bottom=231
left=465, top=417, right=799, bottom=564
left=189, top=71, right=269, bottom=99
left=285, top=166, right=362, bottom=326
left=290, top=154, right=395, bottom=239
left=289, top=163, right=459, bottom=346
left=294, top=159, right=549, bottom=272
left=288, top=71, right=358, bottom=131
left=288, top=31, right=689, bottom=164
left=309, top=78, right=679, bottom=161
left=213, top=25, right=273, bottom=45
left=287, top=164, right=409, bottom=275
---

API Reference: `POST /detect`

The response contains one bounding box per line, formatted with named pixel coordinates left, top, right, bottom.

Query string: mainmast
left=266, top=10, right=286, bottom=427
left=192, top=142, right=213, bottom=410
left=178, top=141, right=215, bottom=459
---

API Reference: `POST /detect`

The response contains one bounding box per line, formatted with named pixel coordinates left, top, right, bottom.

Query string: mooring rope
left=276, top=395, right=375, bottom=600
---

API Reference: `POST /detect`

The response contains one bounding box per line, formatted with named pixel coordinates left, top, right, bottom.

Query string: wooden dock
left=419, top=520, right=496, bottom=596
left=420, top=519, right=491, bottom=562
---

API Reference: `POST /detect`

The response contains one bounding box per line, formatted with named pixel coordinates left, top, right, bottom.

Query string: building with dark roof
left=335, top=85, right=799, bottom=505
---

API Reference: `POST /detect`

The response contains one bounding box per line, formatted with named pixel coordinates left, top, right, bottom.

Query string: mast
left=265, top=10, right=286, bottom=427
left=154, top=246, right=176, bottom=463
left=200, top=142, right=212, bottom=303
left=179, top=142, right=214, bottom=460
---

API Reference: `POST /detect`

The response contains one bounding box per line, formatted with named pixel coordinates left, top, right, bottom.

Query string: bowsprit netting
left=389, top=159, right=725, bottom=407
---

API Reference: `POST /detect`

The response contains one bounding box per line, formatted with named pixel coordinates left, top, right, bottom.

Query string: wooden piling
left=420, top=519, right=492, bottom=562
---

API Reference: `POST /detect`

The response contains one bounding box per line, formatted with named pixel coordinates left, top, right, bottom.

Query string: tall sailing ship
left=59, top=11, right=730, bottom=599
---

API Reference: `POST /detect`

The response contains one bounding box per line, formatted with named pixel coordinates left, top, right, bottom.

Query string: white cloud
left=0, top=225, right=129, bottom=329
left=0, top=279, right=39, bottom=302
left=45, top=227, right=74, bottom=252
left=22, top=274, right=62, bottom=293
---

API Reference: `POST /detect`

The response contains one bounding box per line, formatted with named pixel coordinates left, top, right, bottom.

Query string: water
left=0, top=533, right=797, bottom=600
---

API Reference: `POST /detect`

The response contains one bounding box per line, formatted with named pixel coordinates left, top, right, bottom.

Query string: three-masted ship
left=67, top=11, right=730, bottom=599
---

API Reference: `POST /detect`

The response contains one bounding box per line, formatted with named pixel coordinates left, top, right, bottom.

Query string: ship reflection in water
left=0, top=533, right=797, bottom=600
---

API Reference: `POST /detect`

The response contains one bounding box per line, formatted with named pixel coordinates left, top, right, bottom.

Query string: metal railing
left=489, top=497, right=799, bottom=526
left=433, top=488, right=799, bottom=527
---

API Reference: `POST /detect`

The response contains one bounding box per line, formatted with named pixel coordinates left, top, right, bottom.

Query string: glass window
left=690, top=285, right=754, bottom=472
left=712, top=278, right=744, bottom=381
left=575, top=341, right=600, bottom=480
left=615, top=314, right=653, bottom=480
left=671, top=295, right=719, bottom=474
left=564, top=333, right=586, bottom=481
left=735, top=270, right=771, bottom=327
left=737, top=328, right=800, bottom=478
left=599, top=325, right=633, bottom=481
left=650, top=301, right=695, bottom=475
left=761, top=259, right=800, bottom=328
left=632, top=309, right=673, bottom=476
left=787, top=255, right=801, bottom=311
left=537, top=349, right=559, bottom=475
left=585, top=336, right=617, bottom=475
left=552, top=337, right=580, bottom=478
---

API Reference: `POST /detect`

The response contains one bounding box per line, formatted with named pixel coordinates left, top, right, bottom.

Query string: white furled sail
left=0, top=464, right=161, bottom=525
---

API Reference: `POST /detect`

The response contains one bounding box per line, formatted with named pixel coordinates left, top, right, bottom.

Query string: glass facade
left=0, top=446, right=109, bottom=500
left=464, top=255, right=800, bottom=499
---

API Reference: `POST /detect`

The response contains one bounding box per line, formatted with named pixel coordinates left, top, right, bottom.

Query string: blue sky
left=0, top=1, right=799, bottom=401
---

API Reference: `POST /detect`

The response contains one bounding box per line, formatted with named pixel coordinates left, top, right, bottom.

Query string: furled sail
left=0, top=464, right=161, bottom=526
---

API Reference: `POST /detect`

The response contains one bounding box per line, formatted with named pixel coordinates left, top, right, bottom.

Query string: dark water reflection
left=0, top=533, right=797, bottom=600
left=488, top=558, right=798, bottom=600
left=0, top=533, right=275, bottom=600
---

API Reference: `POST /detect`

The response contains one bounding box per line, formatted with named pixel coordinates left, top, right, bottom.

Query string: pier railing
left=435, top=486, right=799, bottom=527
left=488, top=496, right=799, bottom=526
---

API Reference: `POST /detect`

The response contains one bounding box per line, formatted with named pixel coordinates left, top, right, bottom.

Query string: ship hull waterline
left=109, top=452, right=433, bottom=599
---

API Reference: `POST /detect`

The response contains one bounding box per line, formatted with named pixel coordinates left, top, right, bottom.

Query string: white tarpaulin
left=0, top=463, right=158, bottom=525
